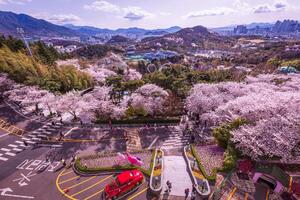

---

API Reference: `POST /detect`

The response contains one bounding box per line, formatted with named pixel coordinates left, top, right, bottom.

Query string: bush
left=213, top=118, right=247, bottom=149
left=222, top=145, right=237, bottom=171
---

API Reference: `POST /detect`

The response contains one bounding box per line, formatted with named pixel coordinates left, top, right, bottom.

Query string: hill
left=0, top=11, right=79, bottom=37
left=140, top=25, right=234, bottom=51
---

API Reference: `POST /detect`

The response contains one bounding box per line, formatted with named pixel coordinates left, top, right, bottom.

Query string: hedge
left=74, top=149, right=156, bottom=177
left=190, top=145, right=219, bottom=181
left=96, top=117, right=180, bottom=125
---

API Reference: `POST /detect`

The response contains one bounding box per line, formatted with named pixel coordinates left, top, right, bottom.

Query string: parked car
left=104, top=170, right=144, bottom=199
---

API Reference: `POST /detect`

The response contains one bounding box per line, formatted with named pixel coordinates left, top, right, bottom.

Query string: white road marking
left=8, top=144, right=18, bottom=148
left=0, top=187, right=34, bottom=199
left=0, top=133, right=9, bottom=138
left=64, top=127, right=79, bottom=137
left=13, top=148, right=23, bottom=152
left=0, top=148, right=10, bottom=152
left=148, top=136, right=159, bottom=149
left=15, top=141, right=23, bottom=144
left=0, top=157, right=8, bottom=161
left=5, top=152, right=16, bottom=156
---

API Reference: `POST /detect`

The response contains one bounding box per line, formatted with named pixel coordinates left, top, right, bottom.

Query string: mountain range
left=0, top=11, right=181, bottom=38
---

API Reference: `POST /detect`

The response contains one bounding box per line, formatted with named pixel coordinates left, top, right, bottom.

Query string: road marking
left=0, top=187, right=34, bottom=199
left=13, top=148, right=23, bottom=152
left=56, top=170, right=77, bottom=200
left=127, top=187, right=148, bottom=200
left=58, top=175, right=80, bottom=184
left=70, top=175, right=113, bottom=197
left=8, top=144, right=18, bottom=148
left=0, top=157, right=8, bottom=161
left=0, top=133, right=9, bottom=138
left=61, top=170, right=74, bottom=176
left=266, top=189, right=269, bottom=200
left=65, top=176, right=96, bottom=190
left=148, top=136, right=159, bottom=149
left=1, top=148, right=10, bottom=152
left=5, top=152, right=16, bottom=156
left=227, top=187, right=237, bottom=200
left=64, top=127, right=79, bottom=137
left=15, top=141, right=24, bottom=144
left=288, top=176, right=293, bottom=192
left=83, top=189, right=103, bottom=200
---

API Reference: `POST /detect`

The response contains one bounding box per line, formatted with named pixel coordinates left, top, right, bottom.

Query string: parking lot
left=56, top=169, right=152, bottom=200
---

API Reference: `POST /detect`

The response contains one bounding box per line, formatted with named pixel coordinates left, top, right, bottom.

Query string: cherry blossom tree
left=0, top=73, right=14, bottom=97
left=124, top=69, right=142, bottom=81
left=184, top=73, right=300, bottom=162
left=129, top=84, right=169, bottom=116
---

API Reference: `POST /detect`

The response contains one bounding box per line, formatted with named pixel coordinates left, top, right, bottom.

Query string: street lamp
left=17, top=27, right=33, bottom=57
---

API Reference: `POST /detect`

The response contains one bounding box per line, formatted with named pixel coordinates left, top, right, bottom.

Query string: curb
left=149, top=149, right=164, bottom=195
left=183, top=145, right=211, bottom=197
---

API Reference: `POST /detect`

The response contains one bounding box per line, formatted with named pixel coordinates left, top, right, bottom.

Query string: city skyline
left=0, top=0, right=300, bottom=29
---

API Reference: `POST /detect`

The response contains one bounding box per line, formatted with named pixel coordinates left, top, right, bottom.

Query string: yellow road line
left=127, top=187, right=148, bottom=200
left=56, top=170, right=78, bottom=200
left=58, top=175, right=80, bottom=184
left=266, top=189, right=269, bottom=200
left=65, top=176, right=97, bottom=190
left=288, top=176, right=293, bottom=192
left=61, top=170, right=74, bottom=176
left=227, top=187, right=237, bottom=200
left=83, top=189, right=104, bottom=200
left=71, top=175, right=113, bottom=197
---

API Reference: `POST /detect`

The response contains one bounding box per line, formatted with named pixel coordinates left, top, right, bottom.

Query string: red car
left=104, top=170, right=144, bottom=200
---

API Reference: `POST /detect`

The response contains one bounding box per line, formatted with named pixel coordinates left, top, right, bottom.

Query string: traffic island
left=149, top=149, right=164, bottom=195
left=74, top=149, right=156, bottom=176
left=184, top=145, right=211, bottom=197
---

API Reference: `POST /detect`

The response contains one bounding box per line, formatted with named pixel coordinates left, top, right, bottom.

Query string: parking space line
left=83, top=189, right=104, bottom=200
left=56, top=170, right=78, bottom=200
left=70, top=175, right=113, bottom=197
left=58, top=175, right=80, bottom=184
left=65, top=176, right=96, bottom=190
left=61, top=170, right=74, bottom=176
left=127, top=186, right=148, bottom=200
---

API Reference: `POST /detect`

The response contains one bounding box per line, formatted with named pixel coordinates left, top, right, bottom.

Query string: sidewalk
left=162, top=155, right=193, bottom=197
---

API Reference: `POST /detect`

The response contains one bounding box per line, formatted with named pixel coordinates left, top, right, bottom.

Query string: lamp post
left=16, top=27, right=33, bottom=57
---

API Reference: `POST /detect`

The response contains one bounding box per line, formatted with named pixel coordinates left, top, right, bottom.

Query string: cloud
left=33, top=13, right=82, bottom=25
left=123, top=6, right=154, bottom=21
left=83, top=0, right=120, bottom=13
left=47, top=14, right=82, bottom=25
left=254, top=0, right=288, bottom=13
left=0, top=0, right=31, bottom=5
left=184, top=7, right=233, bottom=18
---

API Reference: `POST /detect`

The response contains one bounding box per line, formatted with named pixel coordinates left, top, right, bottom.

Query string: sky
left=0, top=0, right=300, bottom=29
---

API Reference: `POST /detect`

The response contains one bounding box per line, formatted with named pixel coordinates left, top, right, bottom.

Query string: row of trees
left=185, top=73, right=300, bottom=162
left=0, top=45, right=93, bottom=93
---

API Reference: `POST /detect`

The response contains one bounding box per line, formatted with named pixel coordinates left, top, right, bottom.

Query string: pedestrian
left=166, top=180, right=172, bottom=193
left=61, top=159, right=66, bottom=166
left=23, top=140, right=28, bottom=146
left=191, top=190, right=196, bottom=200
left=184, top=188, right=190, bottom=199
left=192, top=184, right=197, bottom=193
left=190, top=134, right=195, bottom=144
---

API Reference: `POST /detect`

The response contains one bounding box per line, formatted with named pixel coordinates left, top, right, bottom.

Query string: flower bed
left=194, top=144, right=224, bottom=176
left=150, top=149, right=164, bottom=194
left=75, top=149, right=155, bottom=176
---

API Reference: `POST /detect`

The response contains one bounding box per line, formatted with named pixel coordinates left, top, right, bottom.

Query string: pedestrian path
left=126, top=128, right=142, bottom=152
left=0, top=140, right=29, bottom=161
left=0, top=122, right=63, bottom=162
left=21, top=122, right=62, bottom=145
left=161, top=126, right=189, bottom=150
left=162, top=155, right=193, bottom=197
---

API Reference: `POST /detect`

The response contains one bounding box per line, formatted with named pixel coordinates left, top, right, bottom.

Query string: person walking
left=166, top=180, right=172, bottom=193
left=191, top=190, right=196, bottom=200
left=23, top=140, right=28, bottom=146
left=184, top=188, right=190, bottom=199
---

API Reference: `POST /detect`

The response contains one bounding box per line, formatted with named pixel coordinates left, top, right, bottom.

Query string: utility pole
left=16, top=27, right=33, bottom=57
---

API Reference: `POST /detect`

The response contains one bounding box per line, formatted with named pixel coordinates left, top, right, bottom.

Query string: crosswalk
left=161, top=126, right=190, bottom=150
left=0, top=122, right=63, bottom=162
left=0, top=140, right=29, bottom=161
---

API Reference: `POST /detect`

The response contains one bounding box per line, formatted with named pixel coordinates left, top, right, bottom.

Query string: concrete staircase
left=125, top=128, right=142, bottom=152
left=161, top=126, right=190, bottom=150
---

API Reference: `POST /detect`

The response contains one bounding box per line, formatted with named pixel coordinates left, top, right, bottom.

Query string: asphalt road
left=0, top=102, right=156, bottom=200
